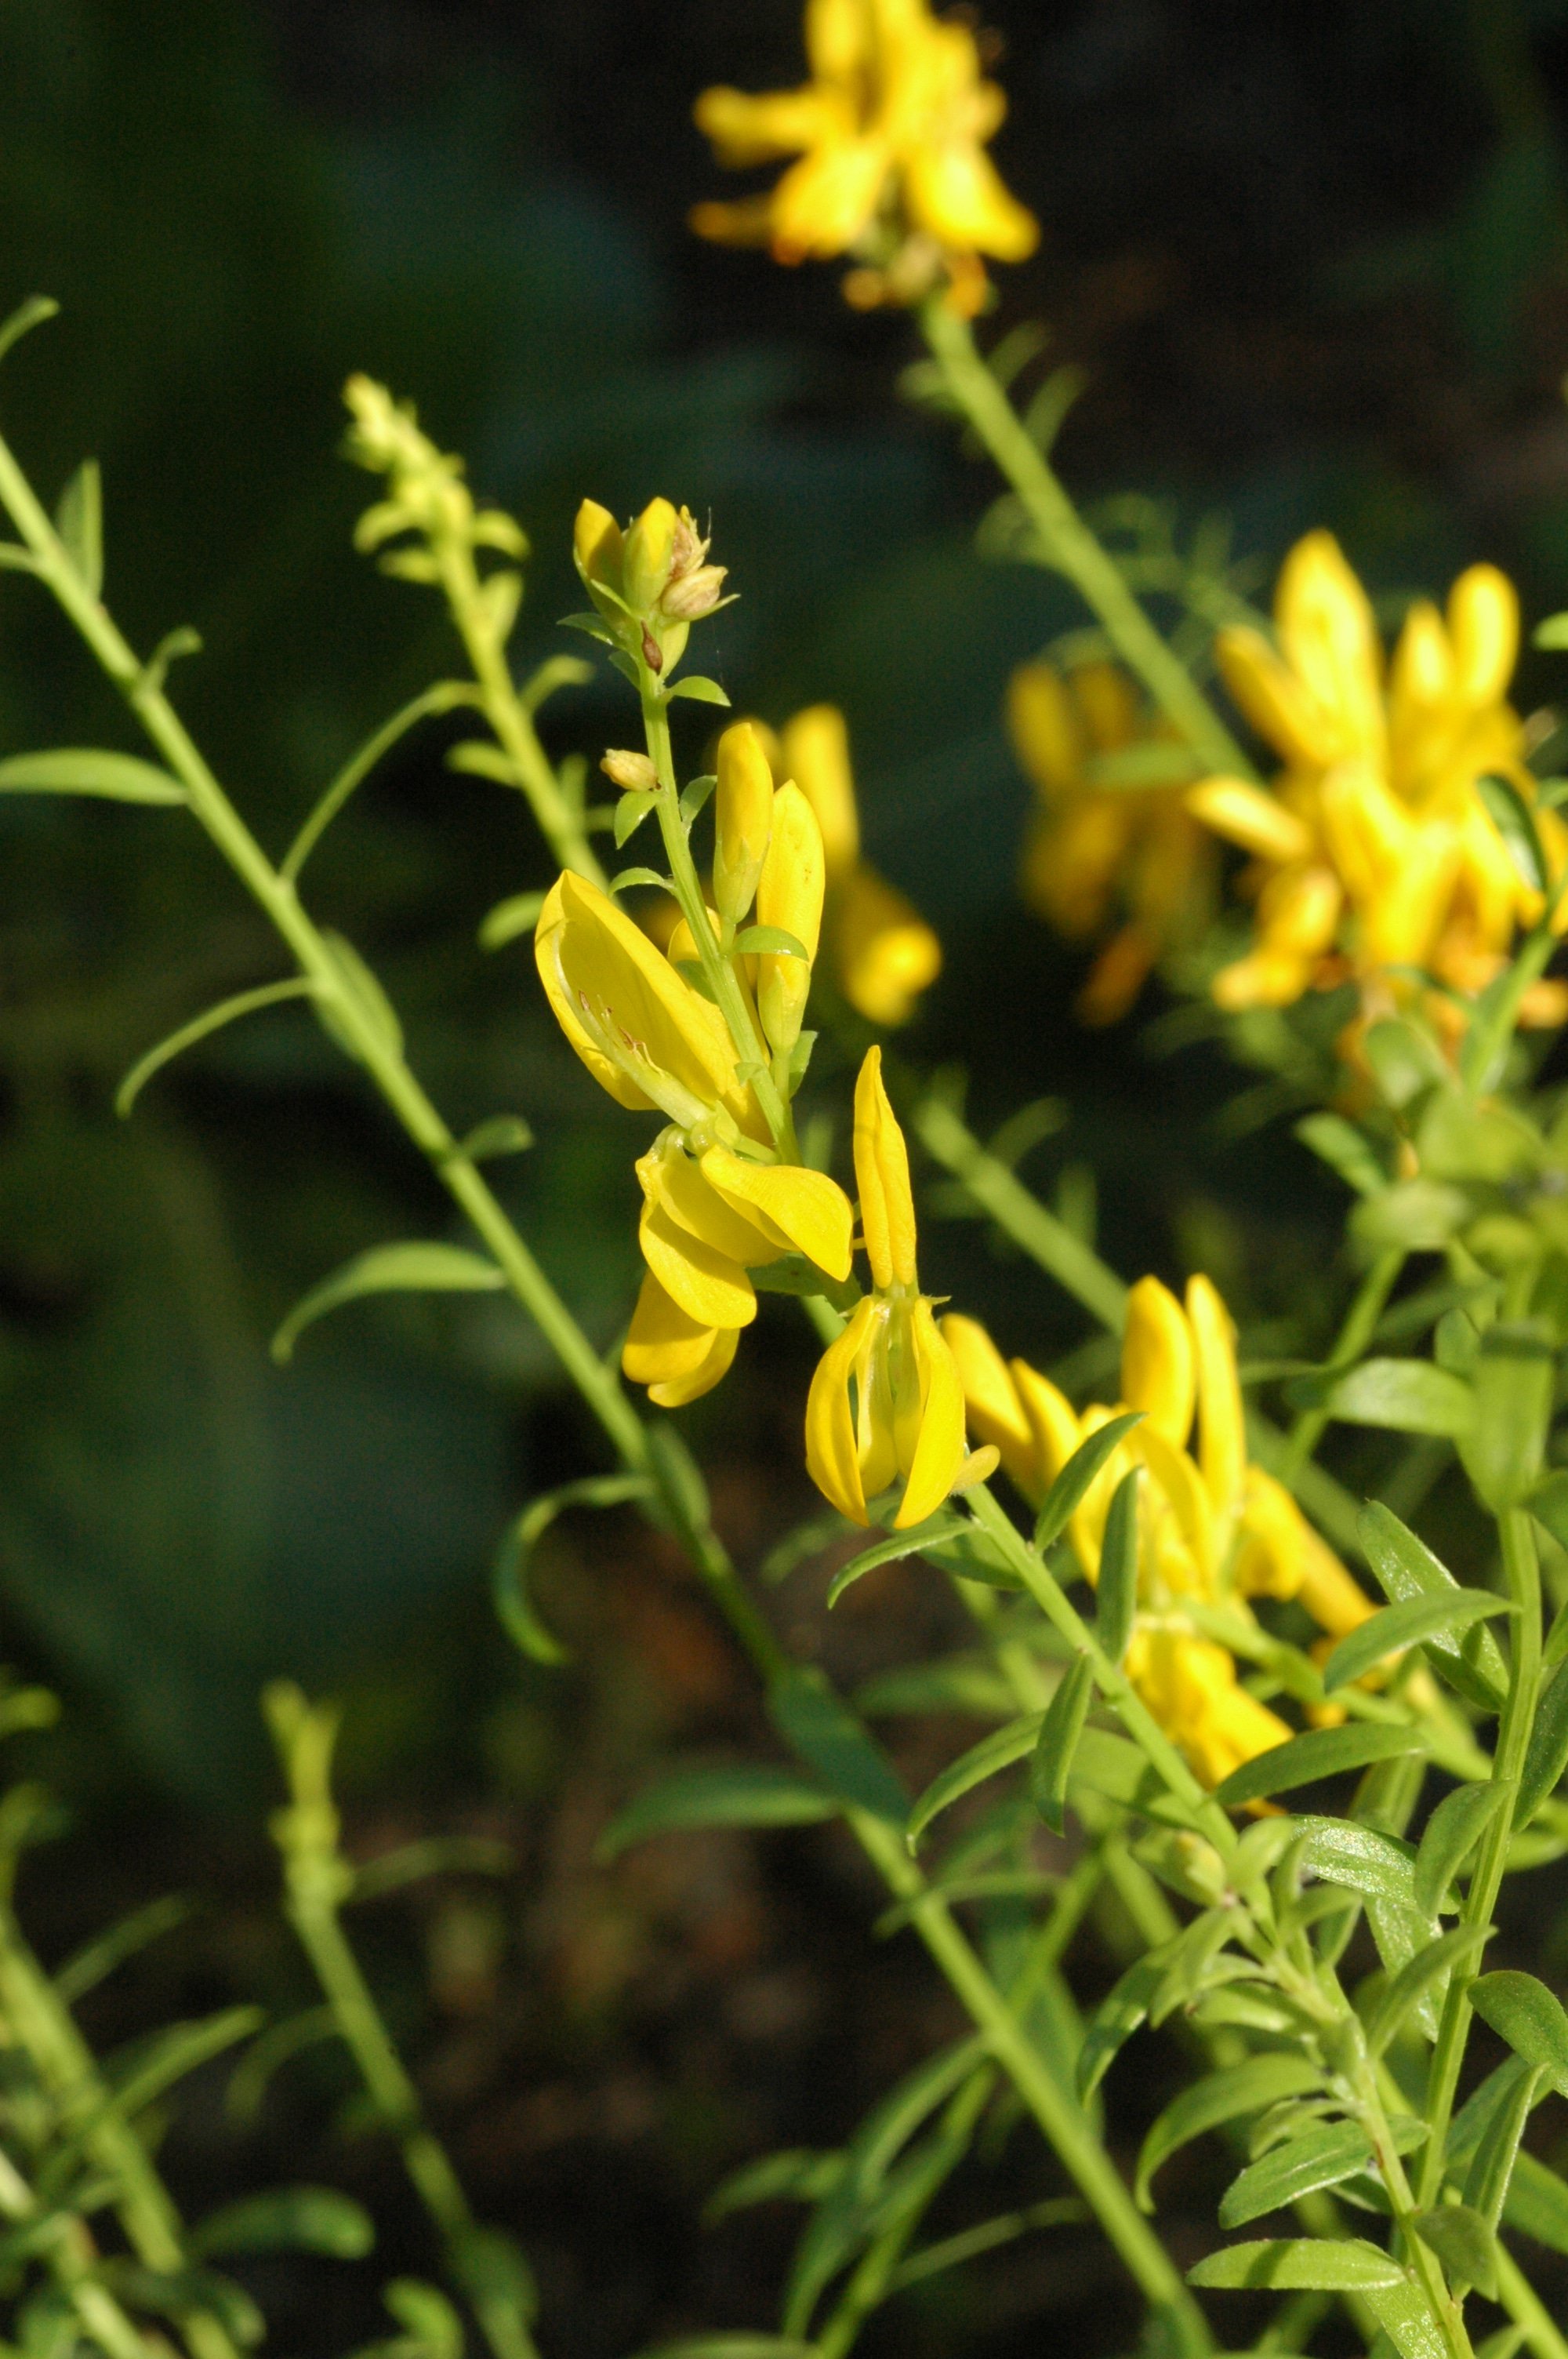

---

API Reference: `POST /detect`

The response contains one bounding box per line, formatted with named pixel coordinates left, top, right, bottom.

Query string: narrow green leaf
left=1136, top=2056, right=1323, bottom=2210
left=53, top=1896, right=192, bottom=2006
left=1476, top=772, right=1547, bottom=894
left=905, top=1712, right=1040, bottom=1851
left=1218, top=2121, right=1374, bottom=2229
left=1029, top=1655, right=1093, bottom=1834
left=272, top=1241, right=505, bottom=1364
left=733, top=925, right=809, bottom=960
left=115, top=979, right=315, bottom=1117
left=378, top=2280, right=463, bottom=2359
left=1504, top=2150, right=1568, bottom=2255
left=826, top=1514, right=968, bottom=1607
left=494, top=1474, right=651, bottom=1667
left=1295, top=1113, right=1386, bottom=1198
left=477, top=890, right=546, bottom=951
left=1469, top=1971, right=1568, bottom=2095
left=1462, top=1319, right=1556, bottom=1512
left=609, top=865, right=670, bottom=894
left=0, top=748, right=183, bottom=804
left=1188, top=2235, right=1402, bottom=2291
left=703, top=2150, right=844, bottom=2225
left=1517, top=1662, right=1568, bottom=1826
left=768, top=1666, right=909, bottom=1831
left=1080, top=1950, right=1183, bottom=2113
left=855, top=1657, right=1016, bottom=1720
left=1448, top=2057, right=1535, bottom=2174
left=1414, top=2204, right=1498, bottom=2299
left=1294, top=1817, right=1421, bottom=1913
left=680, top=772, right=717, bottom=823
left=190, top=2188, right=374, bottom=2261
left=633, top=2341, right=816, bottom=2359
left=1363, top=1016, right=1448, bottom=1109
left=1367, top=1923, right=1494, bottom=2055
left=1215, top=1724, right=1425, bottom=1808
left=1323, top=1359, right=1473, bottom=1436
left=447, top=2224, right=538, bottom=2332
left=1463, top=2060, right=1541, bottom=2234
left=1367, top=2274, right=1460, bottom=2359
left=1415, top=1781, right=1512, bottom=1921
left=559, top=609, right=615, bottom=644
left=456, top=1114, right=534, bottom=1164
left=1094, top=1468, right=1139, bottom=1665
left=664, top=675, right=731, bottom=706
left=613, top=791, right=656, bottom=848
left=56, top=458, right=102, bottom=599
left=1323, top=1591, right=1512, bottom=1694
left=596, top=1765, right=837, bottom=1863
left=315, top=929, right=403, bottom=1063
left=1358, top=1503, right=1508, bottom=1711
left=0, top=293, right=60, bottom=366
left=1033, top=1412, right=1142, bottom=1551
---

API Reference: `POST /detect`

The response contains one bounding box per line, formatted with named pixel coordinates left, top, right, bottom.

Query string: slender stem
left=1280, top=1246, right=1406, bottom=1483
left=1417, top=1507, right=1543, bottom=2208
left=918, top=298, right=1253, bottom=780
left=1496, top=2240, right=1568, bottom=2359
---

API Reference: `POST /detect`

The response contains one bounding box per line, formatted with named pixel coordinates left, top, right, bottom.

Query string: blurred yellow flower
left=943, top=1275, right=1374, bottom=1787
left=1007, top=657, right=1214, bottom=1024
left=750, top=704, right=942, bottom=1027
left=691, top=0, right=1038, bottom=315
left=808, top=1048, right=989, bottom=1527
left=1188, top=531, right=1568, bottom=1029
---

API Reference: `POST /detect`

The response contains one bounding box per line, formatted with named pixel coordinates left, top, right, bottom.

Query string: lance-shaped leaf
left=597, top=1765, right=837, bottom=1863
left=906, top=1710, right=1041, bottom=1851
left=53, top=1895, right=192, bottom=2006
left=1461, top=1319, right=1556, bottom=1513
left=190, top=2188, right=374, bottom=2262
left=1322, top=1590, right=1512, bottom=1695
left=1414, top=2205, right=1498, bottom=2300
left=494, top=1474, right=652, bottom=1667
left=1517, top=1663, right=1568, bottom=1826
left=1462, top=2058, right=1541, bottom=2234
left=664, top=675, right=731, bottom=706
left=1135, top=2055, right=1323, bottom=2210
left=116, top=977, right=317, bottom=1117
left=1505, top=2150, right=1568, bottom=2255
left=703, top=2150, right=844, bottom=2226
left=271, top=1241, right=506, bottom=1364
left=1033, top=1412, right=1142, bottom=1551
left=1076, top=1940, right=1180, bottom=2102
left=1218, top=2121, right=1374, bottom=2230
left=56, top=458, right=103, bottom=598
left=0, top=747, right=184, bottom=803
left=1476, top=771, right=1548, bottom=893
left=1469, top=1972, right=1568, bottom=2095
left=1029, top=1656, right=1093, bottom=1835
left=1321, top=1359, right=1473, bottom=1436
left=1366, top=1923, right=1494, bottom=2055
left=1358, top=1503, right=1508, bottom=1712
left=1294, top=1818, right=1421, bottom=1913
left=1215, top=1724, right=1426, bottom=1809
left=1414, top=1781, right=1512, bottom=1921
left=1295, top=1112, right=1386, bottom=1199
left=768, top=1667, right=909, bottom=1832
left=826, top=1513, right=970, bottom=1608
left=1094, top=1468, right=1139, bottom=1665
left=1188, top=2236, right=1402, bottom=2290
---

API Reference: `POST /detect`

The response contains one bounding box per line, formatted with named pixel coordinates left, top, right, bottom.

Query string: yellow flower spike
left=1449, top=563, right=1518, bottom=706
left=1186, top=776, right=1313, bottom=867
left=1120, top=1277, right=1196, bottom=1451
left=622, top=497, right=680, bottom=614
left=698, top=1143, right=854, bottom=1281
left=782, top=703, right=860, bottom=875
left=755, top=780, right=826, bottom=1058
left=833, top=864, right=944, bottom=1026
left=941, top=1314, right=1039, bottom=1495
left=713, top=722, right=775, bottom=928
left=854, top=1046, right=918, bottom=1291
left=1185, top=1275, right=1247, bottom=1529
left=622, top=1271, right=739, bottom=1406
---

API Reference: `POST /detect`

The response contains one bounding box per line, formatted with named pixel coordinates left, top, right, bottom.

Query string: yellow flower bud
left=832, top=864, right=942, bottom=1027
left=600, top=749, right=659, bottom=793
left=781, top=704, right=859, bottom=875
left=573, top=499, right=623, bottom=596
left=713, top=722, right=775, bottom=928
left=1448, top=562, right=1518, bottom=707
left=622, top=497, right=680, bottom=613
left=754, top=781, right=825, bottom=1056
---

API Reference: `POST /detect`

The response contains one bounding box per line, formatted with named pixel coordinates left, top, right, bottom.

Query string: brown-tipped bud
left=713, top=722, right=775, bottom=928
left=660, top=562, right=728, bottom=621
left=573, top=499, right=623, bottom=594
left=622, top=497, right=680, bottom=613
left=755, top=780, right=824, bottom=1057
left=601, top=749, right=659, bottom=794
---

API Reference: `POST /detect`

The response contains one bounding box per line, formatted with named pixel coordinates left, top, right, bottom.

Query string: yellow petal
left=649, top=1325, right=739, bottom=1408
left=1010, top=1360, right=1080, bottom=1486
left=755, top=779, right=826, bottom=1056
left=639, top=1194, right=757, bottom=1329
left=805, top=1296, right=881, bottom=1525
left=1007, top=662, right=1083, bottom=801
left=1448, top=564, right=1518, bottom=706
left=895, top=1300, right=967, bottom=1528
left=713, top=721, right=775, bottom=927
left=781, top=704, right=860, bottom=874
left=1186, top=776, right=1313, bottom=866
left=902, top=141, right=1039, bottom=262
left=1275, top=531, right=1385, bottom=768
left=1186, top=1275, right=1246, bottom=1524
left=623, top=498, right=679, bottom=612
left=1295, top=1525, right=1377, bottom=1638
left=573, top=499, right=622, bottom=594
left=833, top=863, right=942, bottom=1026
left=693, top=82, right=843, bottom=165
left=639, top=1139, right=780, bottom=1266
left=622, top=1270, right=724, bottom=1386
left=854, top=1045, right=918, bottom=1290
left=699, top=1145, right=854, bottom=1281
left=1131, top=1423, right=1214, bottom=1590
left=1120, top=1277, right=1196, bottom=1450
left=941, top=1313, right=1038, bottom=1494
left=770, top=139, right=890, bottom=260
left=1215, top=626, right=1337, bottom=771
left=1388, top=598, right=1451, bottom=719
left=535, top=876, right=656, bottom=1112
left=805, top=0, right=871, bottom=84
left=1073, top=662, right=1140, bottom=752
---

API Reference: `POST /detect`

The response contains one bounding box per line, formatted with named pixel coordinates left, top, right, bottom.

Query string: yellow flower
left=942, top=1274, right=1375, bottom=1786
left=691, top=0, right=1038, bottom=315
left=750, top=704, right=942, bottom=1027
left=1007, top=658, right=1215, bottom=1024
left=1188, top=531, right=1568, bottom=1028
left=572, top=496, right=728, bottom=679
left=535, top=870, right=853, bottom=1401
left=807, top=1047, right=985, bottom=1527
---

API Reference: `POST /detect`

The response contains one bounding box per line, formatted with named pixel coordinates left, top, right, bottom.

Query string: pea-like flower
left=691, top=0, right=1038, bottom=316
left=1186, top=531, right=1567, bottom=1029
left=807, top=1048, right=988, bottom=1528
left=1008, top=658, right=1214, bottom=1024
left=535, top=870, right=853, bottom=1404
left=747, top=704, right=942, bottom=1027
left=943, top=1274, right=1376, bottom=1787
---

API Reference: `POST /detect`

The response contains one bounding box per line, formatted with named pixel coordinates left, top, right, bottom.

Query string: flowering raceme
left=944, top=1277, right=1374, bottom=1787
left=1008, top=658, right=1214, bottom=1024
left=807, top=1048, right=991, bottom=1528
left=691, top=0, right=1038, bottom=314
left=1186, top=531, right=1568, bottom=1027
left=750, top=704, right=941, bottom=1027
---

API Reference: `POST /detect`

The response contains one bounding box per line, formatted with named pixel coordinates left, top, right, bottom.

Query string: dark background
left=4, top=3, right=1568, bottom=2353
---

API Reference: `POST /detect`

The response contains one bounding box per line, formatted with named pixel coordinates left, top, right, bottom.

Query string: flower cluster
left=1188, top=531, right=1566, bottom=1030
left=1008, top=657, right=1214, bottom=1024
left=945, top=1278, right=1374, bottom=1787
left=343, top=374, right=529, bottom=591
left=750, top=704, right=942, bottom=1026
left=691, top=0, right=1038, bottom=315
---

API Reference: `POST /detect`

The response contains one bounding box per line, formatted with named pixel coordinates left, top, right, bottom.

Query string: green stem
left=918, top=298, right=1252, bottom=780
left=1496, top=2240, right=1568, bottom=2359
left=1280, top=1246, right=1406, bottom=1483
left=1417, top=1507, right=1543, bottom=2209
